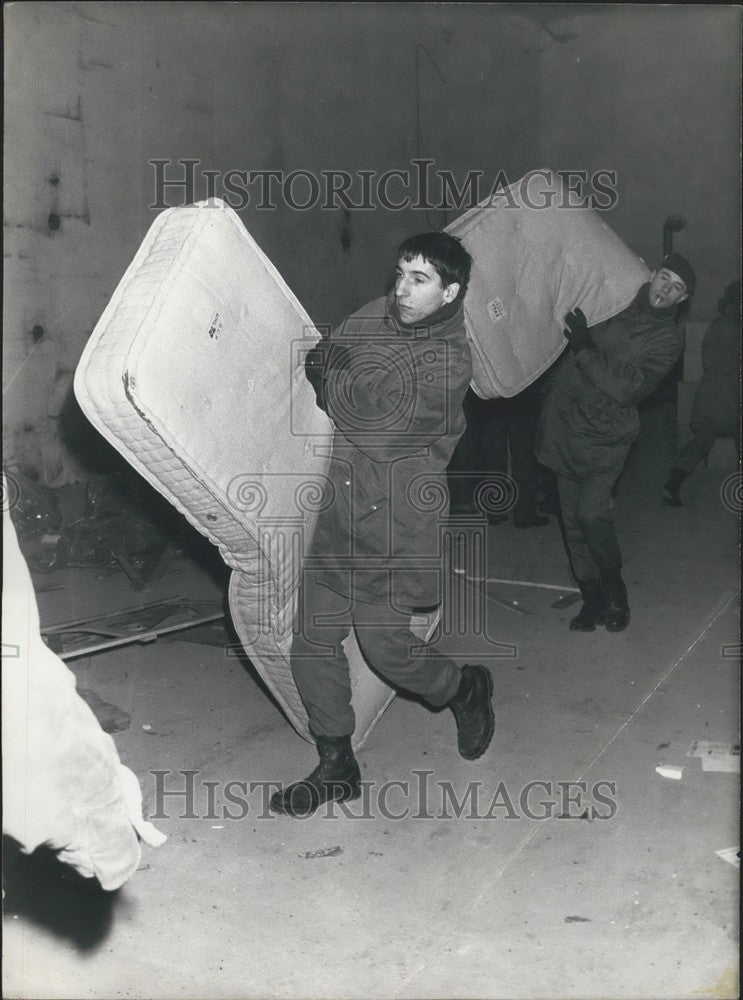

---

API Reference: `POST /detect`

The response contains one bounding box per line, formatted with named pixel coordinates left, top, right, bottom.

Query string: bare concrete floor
left=3, top=404, right=740, bottom=999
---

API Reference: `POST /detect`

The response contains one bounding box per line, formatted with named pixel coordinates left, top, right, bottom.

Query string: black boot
left=448, top=664, right=495, bottom=760
left=661, top=466, right=688, bottom=507
left=569, top=578, right=605, bottom=631
left=601, top=569, right=630, bottom=632
left=269, top=735, right=361, bottom=818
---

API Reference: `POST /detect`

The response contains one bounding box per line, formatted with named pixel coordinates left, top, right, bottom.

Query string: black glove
left=563, top=307, right=591, bottom=353
left=305, top=342, right=351, bottom=373
left=305, top=344, right=327, bottom=371
left=304, top=342, right=351, bottom=413
left=305, top=343, right=329, bottom=411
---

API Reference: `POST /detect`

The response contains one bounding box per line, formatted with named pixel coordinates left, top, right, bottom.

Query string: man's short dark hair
left=398, top=232, right=472, bottom=300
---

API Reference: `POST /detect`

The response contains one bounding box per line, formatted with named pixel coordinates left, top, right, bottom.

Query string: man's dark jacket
left=691, top=311, right=741, bottom=436
left=305, top=292, right=471, bottom=608
left=535, top=282, right=684, bottom=481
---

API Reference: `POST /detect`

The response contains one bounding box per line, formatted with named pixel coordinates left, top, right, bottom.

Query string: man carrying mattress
left=270, top=232, right=495, bottom=818
left=535, top=253, right=695, bottom=633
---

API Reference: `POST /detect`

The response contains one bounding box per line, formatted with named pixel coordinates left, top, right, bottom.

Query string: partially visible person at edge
left=662, top=279, right=741, bottom=506
left=2, top=496, right=167, bottom=889
left=535, top=253, right=695, bottom=633
left=269, top=232, right=496, bottom=819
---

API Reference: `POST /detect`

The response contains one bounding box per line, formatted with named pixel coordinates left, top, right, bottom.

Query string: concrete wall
left=4, top=3, right=236, bottom=483
left=538, top=5, right=741, bottom=320
left=4, top=2, right=542, bottom=484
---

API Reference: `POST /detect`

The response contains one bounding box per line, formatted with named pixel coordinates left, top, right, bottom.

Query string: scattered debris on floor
left=551, top=592, right=583, bottom=609
left=301, top=846, right=342, bottom=859
left=451, top=569, right=582, bottom=616
left=564, top=915, right=592, bottom=923
left=457, top=574, right=532, bottom=616
left=655, top=764, right=684, bottom=780
left=687, top=740, right=740, bottom=773
left=77, top=688, right=131, bottom=733
left=8, top=472, right=66, bottom=572
left=173, top=620, right=230, bottom=647
left=715, top=847, right=740, bottom=868
left=8, top=470, right=196, bottom=587
left=40, top=595, right=224, bottom=660
left=63, top=474, right=181, bottom=590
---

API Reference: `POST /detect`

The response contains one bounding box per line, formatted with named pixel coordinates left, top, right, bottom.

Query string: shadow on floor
left=2, top=835, right=128, bottom=952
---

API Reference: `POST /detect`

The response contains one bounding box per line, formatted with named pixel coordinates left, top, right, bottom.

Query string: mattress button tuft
left=207, top=513, right=217, bottom=522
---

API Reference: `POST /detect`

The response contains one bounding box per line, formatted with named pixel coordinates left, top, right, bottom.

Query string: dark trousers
left=557, top=473, right=622, bottom=582
left=505, top=387, right=544, bottom=522
left=677, top=426, right=741, bottom=474
left=291, top=571, right=461, bottom=738
left=447, top=386, right=544, bottom=521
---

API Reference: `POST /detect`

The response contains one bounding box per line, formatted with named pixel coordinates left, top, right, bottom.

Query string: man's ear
left=443, top=281, right=460, bottom=304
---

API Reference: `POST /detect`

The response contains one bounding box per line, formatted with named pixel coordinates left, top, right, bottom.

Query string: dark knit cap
left=660, top=253, right=696, bottom=296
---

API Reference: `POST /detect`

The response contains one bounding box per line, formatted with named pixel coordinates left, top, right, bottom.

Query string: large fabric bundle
left=2, top=505, right=150, bottom=889
left=74, top=200, right=415, bottom=750
left=446, top=168, right=650, bottom=397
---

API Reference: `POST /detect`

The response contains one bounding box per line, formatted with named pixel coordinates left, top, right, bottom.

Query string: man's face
left=648, top=268, right=689, bottom=309
left=394, top=255, right=459, bottom=324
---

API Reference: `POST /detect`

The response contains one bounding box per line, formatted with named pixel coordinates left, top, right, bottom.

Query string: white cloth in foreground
left=2, top=495, right=166, bottom=890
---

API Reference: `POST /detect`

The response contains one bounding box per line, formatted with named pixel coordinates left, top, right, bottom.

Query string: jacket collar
left=384, top=291, right=464, bottom=337
left=636, top=281, right=682, bottom=319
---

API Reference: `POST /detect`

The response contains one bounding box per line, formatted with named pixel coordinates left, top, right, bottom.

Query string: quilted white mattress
left=74, top=199, right=413, bottom=750
left=446, top=168, right=650, bottom=397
